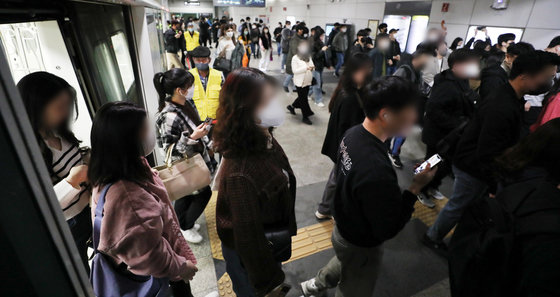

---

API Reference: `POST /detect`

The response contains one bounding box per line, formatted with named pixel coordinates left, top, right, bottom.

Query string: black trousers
left=67, top=206, right=92, bottom=274
left=423, top=144, right=452, bottom=192
left=170, top=280, right=194, bottom=297
left=293, top=86, right=314, bottom=118
left=174, top=186, right=212, bottom=231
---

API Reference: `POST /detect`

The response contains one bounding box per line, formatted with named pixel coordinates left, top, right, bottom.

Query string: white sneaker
left=316, top=102, right=325, bottom=107
left=281, top=69, right=285, bottom=73
left=417, top=192, right=435, bottom=209
left=203, top=292, right=219, bottom=297
left=427, top=188, right=445, bottom=200
left=301, top=278, right=326, bottom=297
left=183, top=228, right=203, bottom=244
left=314, top=211, right=332, bottom=220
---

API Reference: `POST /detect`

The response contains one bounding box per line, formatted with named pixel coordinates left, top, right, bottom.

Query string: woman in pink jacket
left=532, top=82, right=560, bottom=132
left=88, top=102, right=199, bottom=296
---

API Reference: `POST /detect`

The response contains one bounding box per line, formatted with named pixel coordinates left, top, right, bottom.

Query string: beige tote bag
left=155, top=143, right=211, bottom=201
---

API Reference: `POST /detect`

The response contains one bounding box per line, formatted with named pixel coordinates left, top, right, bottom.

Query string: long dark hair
left=450, top=37, right=463, bottom=51
left=17, top=72, right=80, bottom=174
left=328, top=53, right=372, bottom=112
left=496, top=118, right=560, bottom=181
left=88, top=102, right=152, bottom=186
left=213, top=68, right=276, bottom=157
left=153, top=69, right=194, bottom=111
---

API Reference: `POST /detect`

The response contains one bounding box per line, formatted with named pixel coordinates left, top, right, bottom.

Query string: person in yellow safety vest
left=185, top=22, right=201, bottom=52
left=188, top=46, right=224, bottom=120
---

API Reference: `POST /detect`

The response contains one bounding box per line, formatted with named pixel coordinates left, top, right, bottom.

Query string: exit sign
left=442, top=2, right=449, bottom=12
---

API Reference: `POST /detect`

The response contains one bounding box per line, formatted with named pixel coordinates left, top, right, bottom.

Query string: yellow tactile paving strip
left=411, top=198, right=448, bottom=226
left=205, top=191, right=336, bottom=262
left=208, top=192, right=448, bottom=297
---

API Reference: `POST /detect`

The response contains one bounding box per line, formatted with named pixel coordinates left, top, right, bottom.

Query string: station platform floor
left=188, top=47, right=454, bottom=297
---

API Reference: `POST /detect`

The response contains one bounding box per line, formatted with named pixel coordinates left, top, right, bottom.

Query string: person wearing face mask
left=369, top=33, right=391, bottom=78
left=423, top=51, right=560, bottom=252
left=89, top=102, right=221, bottom=297
left=18, top=72, right=92, bottom=273
left=249, top=23, right=261, bottom=59
left=184, top=22, right=200, bottom=59
left=154, top=69, right=216, bottom=245
left=258, top=26, right=273, bottom=72
left=214, top=68, right=296, bottom=297
left=189, top=46, right=224, bottom=121
left=287, top=41, right=315, bottom=125
left=301, top=76, right=437, bottom=297
left=309, top=27, right=330, bottom=107
left=239, top=27, right=252, bottom=63
left=420, top=49, right=480, bottom=209
left=480, top=42, right=535, bottom=101
left=217, top=24, right=246, bottom=75
left=449, top=37, right=464, bottom=53
left=331, top=25, right=349, bottom=77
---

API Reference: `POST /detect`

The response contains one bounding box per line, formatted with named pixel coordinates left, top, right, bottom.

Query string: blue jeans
left=250, top=42, right=257, bottom=58
left=283, top=74, right=293, bottom=91
left=277, top=42, right=282, bottom=56
left=426, top=165, right=488, bottom=242
left=386, top=65, right=397, bottom=75
left=308, top=70, right=323, bottom=103
left=222, top=244, right=257, bottom=297
left=281, top=53, right=287, bottom=70
left=335, top=52, right=345, bottom=75
left=389, top=136, right=406, bottom=156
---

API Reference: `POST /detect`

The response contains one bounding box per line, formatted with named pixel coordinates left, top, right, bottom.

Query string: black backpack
left=448, top=175, right=560, bottom=297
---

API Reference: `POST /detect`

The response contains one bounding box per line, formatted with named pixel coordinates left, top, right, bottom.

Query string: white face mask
left=257, top=97, right=286, bottom=128
left=340, top=28, right=347, bottom=33
left=142, top=126, right=156, bottom=156
left=463, top=63, right=480, bottom=78
left=186, top=86, right=195, bottom=99
left=226, top=31, right=234, bottom=38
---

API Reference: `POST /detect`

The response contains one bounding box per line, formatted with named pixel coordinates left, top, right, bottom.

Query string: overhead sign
left=213, top=0, right=265, bottom=7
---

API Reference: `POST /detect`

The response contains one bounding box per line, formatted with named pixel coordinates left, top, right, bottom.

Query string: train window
left=465, top=26, right=524, bottom=47
left=111, top=31, right=135, bottom=92
left=0, top=20, right=93, bottom=145
left=69, top=2, right=141, bottom=107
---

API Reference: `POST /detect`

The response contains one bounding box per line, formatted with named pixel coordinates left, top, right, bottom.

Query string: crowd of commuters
left=17, top=12, right=560, bottom=297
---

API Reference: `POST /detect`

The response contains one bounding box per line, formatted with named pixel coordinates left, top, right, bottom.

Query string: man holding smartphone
left=301, top=76, right=436, bottom=297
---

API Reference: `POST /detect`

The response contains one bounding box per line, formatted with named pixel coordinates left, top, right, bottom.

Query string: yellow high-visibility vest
left=184, top=31, right=200, bottom=51
left=189, top=68, right=222, bottom=120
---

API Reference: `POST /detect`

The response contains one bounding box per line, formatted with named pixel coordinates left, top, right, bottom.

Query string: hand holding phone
left=415, top=154, right=442, bottom=175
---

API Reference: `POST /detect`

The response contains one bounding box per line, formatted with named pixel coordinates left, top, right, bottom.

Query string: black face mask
left=527, top=80, right=553, bottom=95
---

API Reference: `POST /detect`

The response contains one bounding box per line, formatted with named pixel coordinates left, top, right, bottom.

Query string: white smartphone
left=415, top=154, right=442, bottom=175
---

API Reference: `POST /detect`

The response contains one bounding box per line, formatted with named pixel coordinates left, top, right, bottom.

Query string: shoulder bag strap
left=93, top=183, right=113, bottom=252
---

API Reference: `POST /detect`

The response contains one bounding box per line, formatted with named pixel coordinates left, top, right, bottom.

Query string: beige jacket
left=291, top=55, right=314, bottom=87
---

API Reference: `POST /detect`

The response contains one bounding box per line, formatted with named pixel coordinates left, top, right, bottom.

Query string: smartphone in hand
left=415, top=154, right=442, bottom=175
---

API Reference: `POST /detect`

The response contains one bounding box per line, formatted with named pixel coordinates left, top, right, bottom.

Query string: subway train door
left=0, top=20, right=93, bottom=144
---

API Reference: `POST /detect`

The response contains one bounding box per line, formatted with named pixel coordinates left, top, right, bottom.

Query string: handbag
left=213, top=56, right=232, bottom=72
left=90, top=184, right=171, bottom=297
left=155, top=143, right=211, bottom=201
left=264, top=228, right=292, bottom=263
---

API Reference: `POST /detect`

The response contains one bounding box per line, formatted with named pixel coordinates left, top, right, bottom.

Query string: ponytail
left=152, top=69, right=195, bottom=112
left=153, top=72, right=166, bottom=111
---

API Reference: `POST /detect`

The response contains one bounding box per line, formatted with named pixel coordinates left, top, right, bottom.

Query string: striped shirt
left=47, top=135, right=90, bottom=220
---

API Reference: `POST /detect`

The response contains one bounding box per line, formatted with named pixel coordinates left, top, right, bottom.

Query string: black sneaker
left=302, top=117, right=312, bottom=125
left=389, top=154, right=403, bottom=169
left=283, top=86, right=290, bottom=93
left=287, top=105, right=296, bottom=115
left=321, top=90, right=326, bottom=95
left=422, top=233, right=448, bottom=257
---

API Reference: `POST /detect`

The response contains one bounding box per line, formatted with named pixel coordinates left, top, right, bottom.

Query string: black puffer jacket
left=422, top=69, right=477, bottom=147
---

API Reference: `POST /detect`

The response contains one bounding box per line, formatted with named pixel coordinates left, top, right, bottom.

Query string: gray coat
left=285, top=34, right=306, bottom=75
left=331, top=31, right=348, bottom=52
